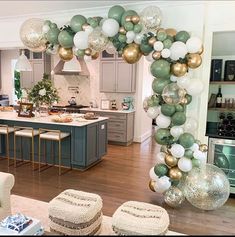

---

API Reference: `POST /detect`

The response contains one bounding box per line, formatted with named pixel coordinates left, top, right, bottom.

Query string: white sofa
left=0, top=172, right=15, bottom=220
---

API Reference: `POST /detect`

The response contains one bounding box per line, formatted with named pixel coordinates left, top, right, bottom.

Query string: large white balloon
left=186, top=36, right=202, bottom=53
left=73, top=31, right=88, bottom=50
left=156, top=152, right=166, bottom=164
left=147, top=106, right=160, bottom=119
left=102, top=18, right=119, bottom=37
left=170, top=144, right=185, bottom=158
left=149, top=167, right=159, bottom=181
left=156, top=114, right=171, bottom=128
left=177, top=74, right=191, bottom=89
left=154, top=176, right=171, bottom=193
left=170, top=41, right=188, bottom=61
left=178, top=157, right=192, bottom=172
left=170, top=126, right=184, bottom=138
left=153, top=41, right=164, bottom=51
left=126, top=31, right=136, bottom=41
left=185, top=78, right=204, bottom=96
left=184, top=117, right=198, bottom=133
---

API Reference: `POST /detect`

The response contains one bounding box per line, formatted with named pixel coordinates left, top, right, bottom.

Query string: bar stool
left=0, top=125, right=14, bottom=166
left=14, top=126, right=39, bottom=170
left=38, top=128, right=71, bottom=175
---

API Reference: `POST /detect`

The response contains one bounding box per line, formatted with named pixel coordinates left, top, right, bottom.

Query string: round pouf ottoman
left=48, top=189, right=103, bottom=235
left=112, top=201, right=169, bottom=235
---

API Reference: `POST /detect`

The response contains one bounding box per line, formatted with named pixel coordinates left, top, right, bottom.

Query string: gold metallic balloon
left=165, top=154, right=178, bottom=167
left=180, top=97, right=188, bottom=104
left=149, top=180, right=156, bottom=192
left=91, top=51, right=99, bottom=60
left=187, top=53, right=202, bottom=69
left=84, top=48, right=92, bottom=56
left=82, top=23, right=90, bottom=31
left=152, top=51, right=161, bottom=60
left=157, top=28, right=166, bottom=34
left=58, top=46, right=73, bottom=61
left=198, top=45, right=204, bottom=55
left=125, top=15, right=132, bottom=22
left=171, top=63, right=188, bottom=77
left=122, top=43, right=142, bottom=64
left=169, top=167, right=183, bottom=181
left=131, top=15, right=140, bottom=24
left=199, top=144, right=208, bottom=152
left=148, top=37, right=157, bottom=46
left=119, top=26, right=127, bottom=34
left=165, top=28, right=177, bottom=37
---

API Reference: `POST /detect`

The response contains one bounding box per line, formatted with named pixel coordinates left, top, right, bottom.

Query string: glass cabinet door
left=101, top=50, right=115, bottom=60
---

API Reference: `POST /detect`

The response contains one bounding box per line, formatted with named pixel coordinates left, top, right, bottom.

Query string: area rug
left=11, top=195, right=183, bottom=235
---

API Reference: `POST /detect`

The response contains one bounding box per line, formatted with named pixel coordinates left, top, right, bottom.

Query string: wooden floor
left=0, top=137, right=235, bottom=235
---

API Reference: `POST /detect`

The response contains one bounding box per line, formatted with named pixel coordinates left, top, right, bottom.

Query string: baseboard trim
left=134, top=129, right=152, bottom=143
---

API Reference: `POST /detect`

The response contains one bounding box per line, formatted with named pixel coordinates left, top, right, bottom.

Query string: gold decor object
left=119, top=27, right=127, bottom=34
left=171, top=62, right=188, bottom=77
left=157, top=28, right=166, bottom=34
left=91, top=51, right=99, bottom=60
left=180, top=97, right=188, bottom=104
left=122, top=43, right=142, bottom=64
left=165, top=28, right=177, bottom=37
left=148, top=37, right=157, bottom=46
left=125, top=15, right=132, bottom=22
left=169, top=167, right=182, bottom=180
left=58, top=46, right=73, bottom=61
left=186, top=53, right=202, bottom=69
left=84, top=48, right=92, bottom=56
left=199, top=144, right=208, bottom=152
left=164, top=186, right=185, bottom=208
left=165, top=154, right=178, bottom=167
left=82, top=23, right=90, bottom=31
left=131, top=15, right=140, bottom=24
left=149, top=180, right=156, bottom=192
left=152, top=51, right=161, bottom=60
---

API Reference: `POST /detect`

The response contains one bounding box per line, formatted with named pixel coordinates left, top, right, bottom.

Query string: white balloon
left=184, top=117, right=198, bottom=133
left=190, top=143, right=199, bottom=152
left=178, top=157, right=192, bottom=172
left=186, top=36, right=202, bottom=53
left=126, top=38, right=134, bottom=44
left=170, top=75, right=178, bottom=82
left=106, top=41, right=116, bottom=54
left=161, top=48, right=171, bottom=58
left=102, top=18, right=119, bottom=37
left=84, top=25, right=94, bottom=35
left=42, top=24, right=50, bottom=34
left=170, top=126, right=184, bottom=138
left=147, top=106, right=160, bottom=119
left=153, top=41, right=164, bottom=51
left=170, top=144, right=185, bottom=158
left=154, top=176, right=171, bottom=193
left=149, top=167, right=159, bottom=181
left=170, top=41, right=188, bottom=61
left=73, top=31, right=88, bottom=50
left=145, top=53, right=154, bottom=62
left=156, top=114, right=171, bottom=128
left=193, top=150, right=206, bottom=160
left=134, top=33, right=144, bottom=44
left=126, top=31, right=136, bottom=41
left=156, top=152, right=166, bottom=164
left=177, top=74, right=191, bottom=89
left=99, top=18, right=107, bottom=27
left=185, top=78, right=204, bottom=95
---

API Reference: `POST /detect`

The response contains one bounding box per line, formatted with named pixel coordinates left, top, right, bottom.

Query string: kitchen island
left=0, top=112, right=108, bottom=170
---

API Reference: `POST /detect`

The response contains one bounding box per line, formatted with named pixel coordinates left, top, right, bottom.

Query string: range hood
left=52, top=56, right=90, bottom=76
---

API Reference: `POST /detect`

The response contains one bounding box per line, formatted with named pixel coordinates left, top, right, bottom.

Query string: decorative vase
left=39, top=103, right=50, bottom=117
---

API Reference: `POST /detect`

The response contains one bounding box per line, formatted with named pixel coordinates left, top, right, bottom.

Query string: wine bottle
left=216, top=85, right=222, bottom=108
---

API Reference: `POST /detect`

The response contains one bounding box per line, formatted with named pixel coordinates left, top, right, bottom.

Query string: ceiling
left=0, top=1, right=136, bottom=18
left=212, top=31, right=235, bottom=56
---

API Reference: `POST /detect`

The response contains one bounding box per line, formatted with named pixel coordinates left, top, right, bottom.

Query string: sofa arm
left=0, top=172, right=15, bottom=190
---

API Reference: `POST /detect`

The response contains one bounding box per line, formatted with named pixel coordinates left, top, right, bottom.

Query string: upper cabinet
left=20, top=49, right=51, bottom=89
left=100, top=50, right=136, bottom=93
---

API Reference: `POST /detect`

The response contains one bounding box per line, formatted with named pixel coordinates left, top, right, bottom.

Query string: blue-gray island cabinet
left=0, top=112, right=108, bottom=170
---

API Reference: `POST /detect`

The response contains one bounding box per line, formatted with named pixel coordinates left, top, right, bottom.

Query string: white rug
left=11, top=195, right=184, bottom=235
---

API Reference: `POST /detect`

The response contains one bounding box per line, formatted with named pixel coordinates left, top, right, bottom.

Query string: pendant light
left=15, top=50, right=32, bottom=72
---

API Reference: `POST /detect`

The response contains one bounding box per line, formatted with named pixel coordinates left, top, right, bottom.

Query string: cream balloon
left=170, top=144, right=185, bottom=158
left=170, top=126, right=184, bottom=138
left=185, top=78, right=204, bottom=95
left=161, top=48, right=171, bottom=58
left=126, top=31, right=136, bottom=41
left=178, top=157, right=193, bottom=172
left=190, top=143, right=199, bottom=152
left=156, top=114, right=171, bottom=128
left=156, top=152, right=166, bottom=164
left=134, top=33, right=144, bottom=44
left=193, top=150, right=206, bottom=160
left=177, top=74, right=191, bottom=89
left=146, top=106, right=160, bottom=119
left=73, top=31, right=89, bottom=50
left=154, top=176, right=171, bottom=193
left=153, top=41, right=164, bottom=51
left=84, top=25, right=94, bottom=35
left=170, top=75, right=178, bottom=82
left=186, top=36, right=202, bottom=53
left=102, top=18, right=119, bottom=37
left=42, top=24, right=50, bottom=34
left=184, top=117, right=198, bottom=133
left=105, top=41, right=116, bottom=54
left=170, top=41, right=188, bottom=61
left=149, top=167, right=159, bottom=181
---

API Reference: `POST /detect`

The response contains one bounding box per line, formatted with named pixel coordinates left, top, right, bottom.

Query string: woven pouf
left=48, top=189, right=103, bottom=235
left=112, top=201, right=170, bottom=235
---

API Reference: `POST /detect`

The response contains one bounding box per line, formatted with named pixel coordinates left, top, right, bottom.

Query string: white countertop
left=80, top=108, right=135, bottom=113
left=0, top=111, right=108, bottom=127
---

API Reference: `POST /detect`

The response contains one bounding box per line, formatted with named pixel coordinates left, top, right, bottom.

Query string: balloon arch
left=20, top=5, right=230, bottom=210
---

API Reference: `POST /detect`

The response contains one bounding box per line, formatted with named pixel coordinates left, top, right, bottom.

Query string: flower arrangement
left=28, top=73, right=59, bottom=106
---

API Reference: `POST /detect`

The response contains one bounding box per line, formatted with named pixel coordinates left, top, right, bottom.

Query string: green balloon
left=124, top=22, right=134, bottom=31
left=184, top=149, right=194, bottom=159
left=154, top=128, right=171, bottom=145
left=161, top=104, right=176, bottom=117
left=175, top=104, right=184, bottom=112
left=133, top=24, right=142, bottom=33
left=154, top=164, right=169, bottom=177
left=163, top=39, right=172, bottom=49
left=167, top=35, right=174, bottom=42
left=147, top=96, right=160, bottom=107
left=108, top=5, right=125, bottom=24
left=157, top=31, right=167, bottom=41
left=76, top=49, right=85, bottom=57
left=175, top=31, right=190, bottom=43
left=214, top=153, right=230, bottom=174
left=179, top=133, right=195, bottom=148
left=121, top=10, right=138, bottom=26
left=140, top=43, right=153, bottom=54
left=118, top=34, right=127, bottom=43
left=70, top=15, right=87, bottom=32
left=58, top=30, right=74, bottom=48
left=47, top=28, right=60, bottom=44
left=150, top=59, right=171, bottom=78
left=192, top=158, right=201, bottom=167
left=89, top=18, right=99, bottom=28
left=50, top=23, right=58, bottom=29
left=172, top=112, right=186, bottom=126
left=44, top=20, right=51, bottom=26
left=152, top=78, right=170, bottom=94
left=185, top=94, right=192, bottom=105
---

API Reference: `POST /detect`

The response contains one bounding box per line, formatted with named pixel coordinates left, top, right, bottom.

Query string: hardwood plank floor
left=0, top=137, right=235, bottom=235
